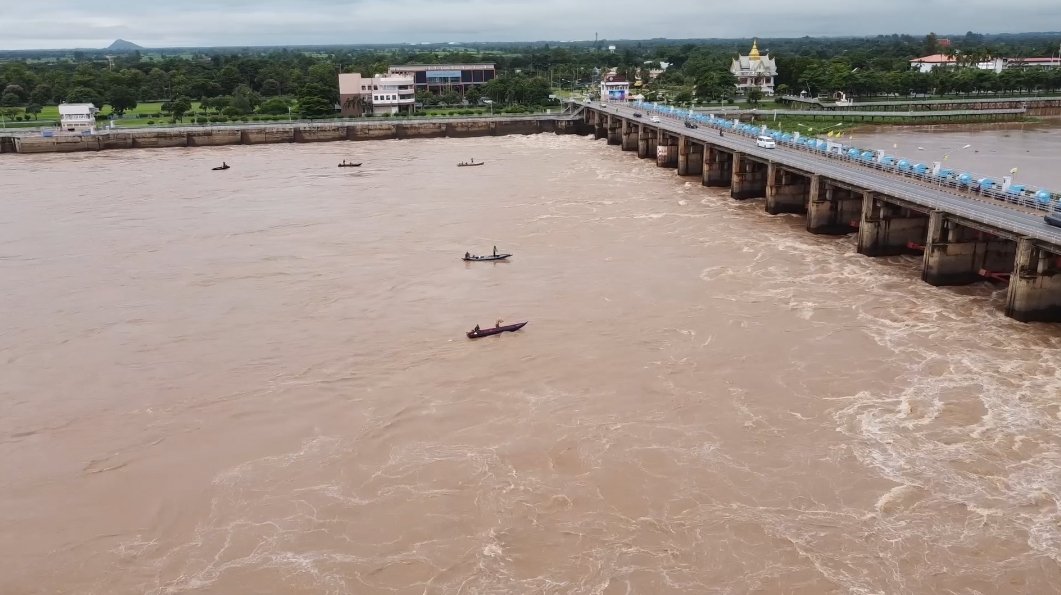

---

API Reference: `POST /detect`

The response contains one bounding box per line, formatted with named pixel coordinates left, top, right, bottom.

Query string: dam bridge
left=576, top=99, right=1061, bottom=323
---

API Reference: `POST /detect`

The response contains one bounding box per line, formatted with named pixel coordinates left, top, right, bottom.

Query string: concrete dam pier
left=585, top=103, right=1061, bottom=323
left=1, top=115, right=590, bottom=154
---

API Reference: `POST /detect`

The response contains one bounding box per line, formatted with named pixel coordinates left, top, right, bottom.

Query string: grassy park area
left=2, top=101, right=203, bottom=128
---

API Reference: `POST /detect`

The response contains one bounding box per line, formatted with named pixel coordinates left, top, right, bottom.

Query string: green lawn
left=3, top=101, right=203, bottom=127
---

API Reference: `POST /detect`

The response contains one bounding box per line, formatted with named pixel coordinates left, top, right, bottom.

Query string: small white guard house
left=58, top=103, right=99, bottom=134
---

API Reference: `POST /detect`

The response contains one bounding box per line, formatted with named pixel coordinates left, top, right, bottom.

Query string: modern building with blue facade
left=387, top=64, right=496, bottom=96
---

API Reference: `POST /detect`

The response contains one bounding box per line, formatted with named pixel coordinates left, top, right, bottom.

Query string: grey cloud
left=3, top=0, right=1060, bottom=49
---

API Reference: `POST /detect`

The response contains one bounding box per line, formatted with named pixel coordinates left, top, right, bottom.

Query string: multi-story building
left=730, top=40, right=777, bottom=96
left=910, top=54, right=1061, bottom=73
left=386, top=64, right=495, bottom=96
left=599, top=74, right=630, bottom=101
left=338, top=73, right=415, bottom=116
left=58, top=103, right=99, bottom=134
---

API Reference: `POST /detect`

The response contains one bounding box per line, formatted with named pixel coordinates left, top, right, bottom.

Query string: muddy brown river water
left=2, top=131, right=1060, bottom=594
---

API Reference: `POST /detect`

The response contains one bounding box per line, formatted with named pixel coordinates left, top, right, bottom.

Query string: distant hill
left=107, top=39, right=143, bottom=51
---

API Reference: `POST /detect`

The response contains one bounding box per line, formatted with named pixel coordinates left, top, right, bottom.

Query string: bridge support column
left=856, top=194, right=930, bottom=256
left=621, top=119, right=638, bottom=151
left=593, top=112, right=607, bottom=140
left=766, top=164, right=810, bottom=215
left=807, top=180, right=861, bottom=234
left=607, top=115, right=621, bottom=145
left=678, top=137, right=703, bottom=176
left=1005, top=239, right=1061, bottom=322
left=637, top=124, right=657, bottom=159
left=921, top=211, right=1017, bottom=285
left=703, top=146, right=732, bottom=187
left=656, top=133, right=678, bottom=168
left=731, top=152, right=767, bottom=200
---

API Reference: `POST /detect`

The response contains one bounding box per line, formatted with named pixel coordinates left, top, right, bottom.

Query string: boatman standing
left=493, top=245, right=497, bottom=256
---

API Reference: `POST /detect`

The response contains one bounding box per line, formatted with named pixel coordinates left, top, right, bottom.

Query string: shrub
left=147, top=120, right=155, bottom=125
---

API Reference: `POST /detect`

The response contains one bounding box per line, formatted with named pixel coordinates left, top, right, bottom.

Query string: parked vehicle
left=684, top=121, right=698, bottom=129
left=650, top=115, right=661, bottom=123
left=633, top=112, right=643, bottom=118
left=756, top=136, right=776, bottom=149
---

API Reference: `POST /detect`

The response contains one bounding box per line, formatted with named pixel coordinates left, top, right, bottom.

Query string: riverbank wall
left=0, top=117, right=592, bottom=154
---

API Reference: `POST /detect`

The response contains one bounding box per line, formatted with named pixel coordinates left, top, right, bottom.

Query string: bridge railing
left=623, top=100, right=1058, bottom=215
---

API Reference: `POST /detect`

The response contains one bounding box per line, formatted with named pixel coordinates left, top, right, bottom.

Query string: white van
left=756, top=136, right=776, bottom=149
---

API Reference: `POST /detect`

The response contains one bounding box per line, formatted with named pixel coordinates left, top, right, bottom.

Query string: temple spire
left=749, top=39, right=761, bottom=61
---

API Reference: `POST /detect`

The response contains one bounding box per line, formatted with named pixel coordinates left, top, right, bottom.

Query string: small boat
left=467, top=321, right=527, bottom=339
left=212, top=164, right=230, bottom=171
left=463, top=253, right=511, bottom=261
left=458, top=161, right=485, bottom=167
left=338, top=162, right=362, bottom=168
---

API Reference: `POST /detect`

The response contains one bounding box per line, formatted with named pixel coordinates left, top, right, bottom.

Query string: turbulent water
left=2, top=133, right=1061, bottom=594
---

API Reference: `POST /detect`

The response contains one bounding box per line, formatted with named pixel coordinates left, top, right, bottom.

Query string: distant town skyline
left=4, top=0, right=1061, bottom=50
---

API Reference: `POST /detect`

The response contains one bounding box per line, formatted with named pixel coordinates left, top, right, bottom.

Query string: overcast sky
left=4, top=0, right=1060, bottom=50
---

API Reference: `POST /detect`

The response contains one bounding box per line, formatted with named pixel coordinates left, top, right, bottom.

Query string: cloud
left=3, top=0, right=1059, bottom=49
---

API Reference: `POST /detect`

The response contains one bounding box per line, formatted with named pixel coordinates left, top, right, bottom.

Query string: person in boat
left=473, top=324, right=480, bottom=332
left=493, top=245, right=497, bottom=256
left=495, top=319, right=503, bottom=328
left=465, top=252, right=470, bottom=259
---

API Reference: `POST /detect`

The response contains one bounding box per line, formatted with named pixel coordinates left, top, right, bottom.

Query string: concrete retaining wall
left=132, top=132, right=187, bottom=149
left=397, top=123, right=446, bottom=139
left=241, top=128, right=295, bottom=144
left=294, top=127, right=347, bottom=143
left=444, top=122, right=495, bottom=138
left=14, top=135, right=102, bottom=153
left=350, top=124, right=398, bottom=141
left=187, top=129, right=242, bottom=146
left=1, top=116, right=585, bottom=155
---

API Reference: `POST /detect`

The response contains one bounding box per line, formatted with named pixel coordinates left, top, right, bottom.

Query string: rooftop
left=389, top=64, right=495, bottom=71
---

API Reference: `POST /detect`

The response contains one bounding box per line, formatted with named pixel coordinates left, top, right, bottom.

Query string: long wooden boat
left=212, top=165, right=230, bottom=171
left=462, top=253, right=511, bottom=261
left=467, top=321, right=527, bottom=339
left=338, top=162, right=362, bottom=167
left=458, top=161, right=485, bottom=167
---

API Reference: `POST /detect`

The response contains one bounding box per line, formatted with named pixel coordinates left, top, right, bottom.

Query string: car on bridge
left=1045, top=213, right=1061, bottom=228
left=650, top=115, right=661, bottom=123
left=756, top=136, right=776, bottom=149
left=684, top=121, right=698, bottom=129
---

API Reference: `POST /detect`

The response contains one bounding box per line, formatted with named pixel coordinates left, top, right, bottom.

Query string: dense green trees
left=0, top=32, right=1058, bottom=121
left=481, top=74, right=552, bottom=105
left=106, top=86, right=138, bottom=115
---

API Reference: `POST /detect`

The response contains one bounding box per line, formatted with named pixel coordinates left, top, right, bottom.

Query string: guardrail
left=0, top=111, right=577, bottom=137
left=612, top=100, right=1059, bottom=215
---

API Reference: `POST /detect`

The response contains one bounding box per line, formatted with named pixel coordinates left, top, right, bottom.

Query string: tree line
left=1, top=32, right=1059, bottom=120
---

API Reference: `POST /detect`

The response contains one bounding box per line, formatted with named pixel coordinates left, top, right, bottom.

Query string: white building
left=599, top=74, right=630, bottom=101
left=730, top=40, right=777, bottom=96
left=910, top=54, right=1061, bottom=73
left=58, top=103, right=99, bottom=134
left=338, top=73, right=416, bottom=116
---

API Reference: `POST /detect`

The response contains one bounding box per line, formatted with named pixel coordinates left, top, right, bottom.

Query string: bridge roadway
left=594, top=101, right=1061, bottom=249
